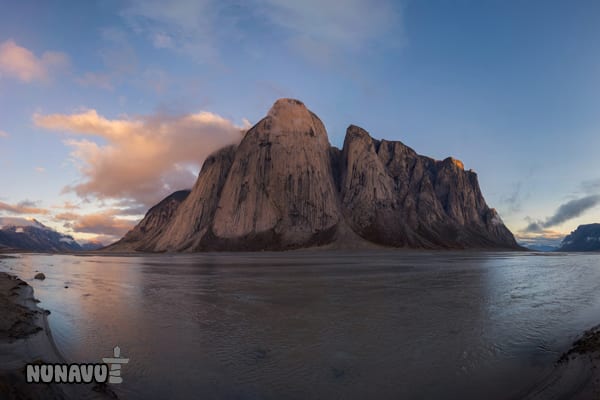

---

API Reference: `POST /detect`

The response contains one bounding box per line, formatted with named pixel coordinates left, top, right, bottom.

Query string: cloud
left=152, top=33, right=174, bottom=49
left=120, top=0, right=219, bottom=62
left=54, top=212, right=80, bottom=221
left=581, top=179, right=600, bottom=194
left=0, top=39, right=69, bottom=83
left=515, top=229, right=564, bottom=248
left=260, top=0, right=401, bottom=53
left=119, top=0, right=402, bottom=64
left=76, top=29, right=138, bottom=90
left=0, top=130, right=8, bottom=138
left=0, top=200, right=49, bottom=215
left=523, top=194, right=600, bottom=232
left=34, top=167, right=45, bottom=173
left=61, top=210, right=137, bottom=237
left=34, top=108, right=245, bottom=206
left=51, top=201, right=81, bottom=210
left=501, top=182, right=523, bottom=213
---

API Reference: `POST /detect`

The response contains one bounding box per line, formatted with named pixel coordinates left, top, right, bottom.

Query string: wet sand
left=0, top=271, right=113, bottom=399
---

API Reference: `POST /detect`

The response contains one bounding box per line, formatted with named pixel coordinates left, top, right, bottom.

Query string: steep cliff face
left=105, top=189, right=190, bottom=251
left=109, top=98, right=519, bottom=251
left=153, top=145, right=237, bottom=251
left=207, top=99, right=342, bottom=249
left=557, top=224, right=600, bottom=252
left=337, top=125, right=517, bottom=248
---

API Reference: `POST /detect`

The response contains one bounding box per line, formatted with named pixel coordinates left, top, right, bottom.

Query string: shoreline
left=521, top=326, right=600, bottom=399
left=0, top=271, right=115, bottom=399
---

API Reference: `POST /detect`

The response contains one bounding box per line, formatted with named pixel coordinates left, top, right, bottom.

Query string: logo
left=102, top=346, right=129, bottom=384
left=26, top=346, right=129, bottom=384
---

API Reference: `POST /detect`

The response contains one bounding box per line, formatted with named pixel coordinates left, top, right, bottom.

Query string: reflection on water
left=2, top=251, right=600, bottom=399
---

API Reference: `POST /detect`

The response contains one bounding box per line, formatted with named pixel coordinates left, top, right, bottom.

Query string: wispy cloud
left=523, top=194, right=600, bottom=233
left=120, top=0, right=219, bottom=62
left=0, top=200, right=49, bottom=215
left=501, top=181, right=524, bottom=214
left=118, top=0, right=402, bottom=65
left=0, top=130, right=8, bottom=138
left=51, top=201, right=81, bottom=210
left=515, top=229, right=564, bottom=248
left=259, top=0, right=401, bottom=62
left=0, top=39, right=69, bottom=83
left=76, top=28, right=138, bottom=90
left=34, top=108, right=246, bottom=206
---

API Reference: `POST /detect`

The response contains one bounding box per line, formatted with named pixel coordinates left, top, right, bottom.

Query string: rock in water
left=34, top=273, right=45, bottom=280
left=108, top=98, right=520, bottom=251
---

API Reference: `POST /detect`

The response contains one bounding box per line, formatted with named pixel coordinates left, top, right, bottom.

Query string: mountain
left=104, top=190, right=191, bottom=251
left=523, top=244, right=559, bottom=252
left=0, top=219, right=82, bottom=252
left=557, top=224, right=600, bottom=252
left=80, top=241, right=106, bottom=251
left=107, top=99, right=519, bottom=252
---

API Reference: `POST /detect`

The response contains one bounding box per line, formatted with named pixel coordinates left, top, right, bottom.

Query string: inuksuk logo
left=102, top=346, right=129, bottom=384
left=26, top=346, right=129, bottom=384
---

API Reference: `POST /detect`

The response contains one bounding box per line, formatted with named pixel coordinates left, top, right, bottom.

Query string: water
left=2, top=251, right=600, bottom=399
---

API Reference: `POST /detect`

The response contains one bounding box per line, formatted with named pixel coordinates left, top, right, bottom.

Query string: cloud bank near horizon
left=523, top=194, right=600, bottom=233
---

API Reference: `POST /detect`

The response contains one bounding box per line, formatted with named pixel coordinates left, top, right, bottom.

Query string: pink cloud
left=0, top=39, right=69, bottom=83
left=34, top=109, right=247, bottom=206
left=63, top=210, right=137, bottom=237
left=0, top=200, right=49, bottom=215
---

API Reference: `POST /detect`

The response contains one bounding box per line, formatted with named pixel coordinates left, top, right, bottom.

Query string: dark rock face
left=0, top=220, right=82, bottom=252
left=154, top=145, right=237, bottom=251
left=105, top=189, right=191, bottom=251
left=109, top=99, right=520, bottom=251
left=338, top=125, right=517, bottom=248
left=557, top=224, right=600, bottom=252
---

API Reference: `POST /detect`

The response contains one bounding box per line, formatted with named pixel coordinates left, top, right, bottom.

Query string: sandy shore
left=0, top=271, right=115, bottom=399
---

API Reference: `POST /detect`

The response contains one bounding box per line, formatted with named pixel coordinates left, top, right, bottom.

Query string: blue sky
left=1, top=0, right=599, bottom=246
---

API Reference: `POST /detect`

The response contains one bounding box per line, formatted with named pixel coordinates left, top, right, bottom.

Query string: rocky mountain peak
left=262, top=98, right=329, bottom=144
left=442, top=157, right=465, bottom=170
left=107, top=99, right=520, bottom=252
left=267, top=98, right=307, bottom=116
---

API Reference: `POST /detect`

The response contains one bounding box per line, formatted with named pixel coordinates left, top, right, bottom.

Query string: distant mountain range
left=107, top=98, right=520, bottom=252
left=557, top=224, right=600, bottom=252
left=523, top=244, right=559, bottom=252
left=0, top=218, right=103, bottom=252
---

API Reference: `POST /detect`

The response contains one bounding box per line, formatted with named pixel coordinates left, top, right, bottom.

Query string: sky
left=1, top=0, right=600, bottom=247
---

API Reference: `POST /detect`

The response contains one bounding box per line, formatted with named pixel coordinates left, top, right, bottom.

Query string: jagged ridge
left=108, top=99, right=519, bottom=252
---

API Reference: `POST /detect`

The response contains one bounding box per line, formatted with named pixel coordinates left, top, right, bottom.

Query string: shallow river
left=2, top=251, right=600, bottom=399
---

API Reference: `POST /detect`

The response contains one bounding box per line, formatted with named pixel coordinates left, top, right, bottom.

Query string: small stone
left=34, top=273, right=45, bottom=280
